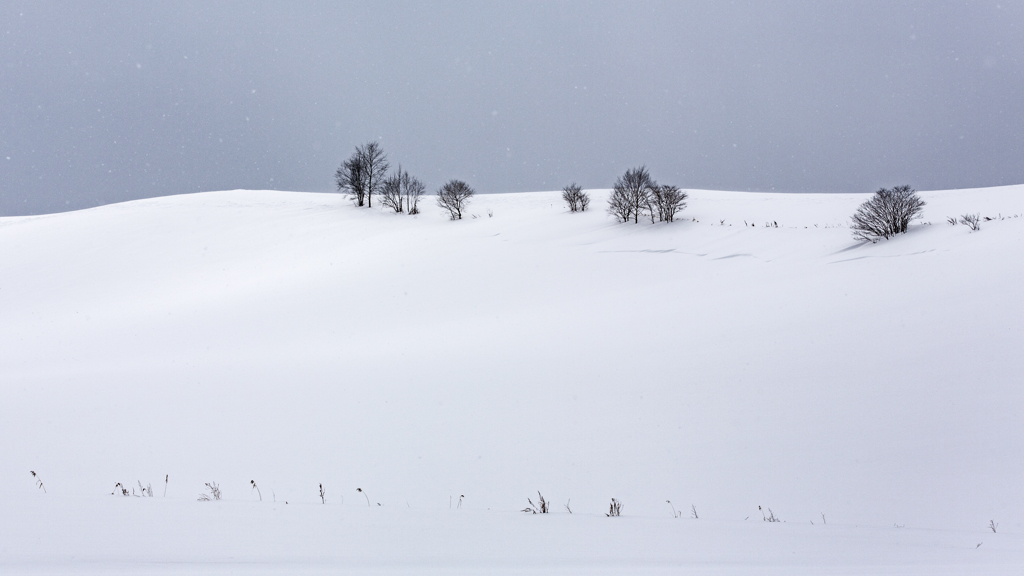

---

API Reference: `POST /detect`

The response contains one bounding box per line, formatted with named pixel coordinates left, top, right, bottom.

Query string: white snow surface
left=1, top=186, right=1022, bottom=574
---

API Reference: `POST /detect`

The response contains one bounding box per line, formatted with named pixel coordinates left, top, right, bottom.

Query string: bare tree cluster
left=850, top=185, right=926, bottom=242
left=436, top=179, right=475, bottom=220
left=335, top=142, right=389, bottom=207
left=561, top=183, right=591, bottom=212
left=336, top=142, right=426, bottom=215
left=380, top=166, right=426, bottom=215
left=607, top=166, right=687, bottom=223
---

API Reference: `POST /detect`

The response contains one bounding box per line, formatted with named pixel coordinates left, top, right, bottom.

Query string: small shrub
left=251, top=480, right=262, bottom=501
left=850, top=185, right=925, bottom=242
left=606, top=498, right=622, bottom=517
left=198, top=482, right=221, bottom=501
left=562, top=183, right=591, bottom=213
left=990, top=520, right=999, bottom=533
left=319, top=483, right=326, bottom=504
left=112, top=482, right=129, bottom=496
left=136, top=481, right=153, bottom=497
left=436, top=179, right=475, bottom=220
left=959, top=213, right=981, bottom=231
left=649, top=184, right=688, bottom=222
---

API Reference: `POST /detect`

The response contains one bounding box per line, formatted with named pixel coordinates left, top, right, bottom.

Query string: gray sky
left=2, top=1, right=1022, bottom=216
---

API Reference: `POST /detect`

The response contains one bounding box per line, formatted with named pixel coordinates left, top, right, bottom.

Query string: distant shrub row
left=335, top=142, right=474, bottom=220
left=336, top=141, right=942, bottom=242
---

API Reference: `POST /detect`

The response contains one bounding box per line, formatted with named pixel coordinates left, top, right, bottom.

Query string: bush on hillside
left=437, top=179, right=475, bottom=220
left=380, top=167, right=426, bottom=215
left=850, top=185, right=925, bottom=242
left=959, top=213, right=981, bottom=231
left=648, top=184, right=688, bottom=222
left=562, top=183, right=591, bottom=212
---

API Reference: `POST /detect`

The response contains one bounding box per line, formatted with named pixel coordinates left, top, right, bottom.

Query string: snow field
left=1, top=185, right=1022, bottom=573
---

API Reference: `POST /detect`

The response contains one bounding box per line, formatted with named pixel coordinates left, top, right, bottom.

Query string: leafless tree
left=436, top=179, right=475, bottom=220
left=562, top=183, right=581, bottom=212
left=608, top=186, right=633, bottom=222
left=650, top=184, right=688, bottom=222
left=403, top=171, right=426, bottom=215
left=335, top=141, right=389, bottom=207
left=608, top=166, right=656, bottom=223
left=380, top=171, right=404, bottom=213
left=562, top=183, right=590, bottom=212
left=850, top=185, right=925, bottom=242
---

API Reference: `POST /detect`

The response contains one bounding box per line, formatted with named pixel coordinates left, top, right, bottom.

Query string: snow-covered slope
left=1, top=186, right=1022, bottom=574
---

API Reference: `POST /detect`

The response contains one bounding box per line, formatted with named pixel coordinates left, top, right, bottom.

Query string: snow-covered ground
left=1, top=186, right=1022, bottom=574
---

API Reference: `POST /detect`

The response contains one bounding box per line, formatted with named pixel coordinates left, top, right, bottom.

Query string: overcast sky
left=2, top=1, right=1022, bottom=215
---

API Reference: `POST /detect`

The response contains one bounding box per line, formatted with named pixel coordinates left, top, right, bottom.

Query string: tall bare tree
left=437, top=179, right=474, bottom=220
left=335, top=141, right=389, bottom=207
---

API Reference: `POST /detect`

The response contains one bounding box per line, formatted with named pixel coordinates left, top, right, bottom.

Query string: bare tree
left=850, top=185, right=926, bottom=242
left=436, top=179, right=475, bottom=220
left=650, top=184, right=688, bottom=222
left=608, top=166, right=656, bottom=223
left=335, top=159, right=365, bottom=206
left=608, top=187, right=633, bottom=222
left=562, top=183, right=581, bottom=212
left=335, top=141, right=389, bottom=207
left=403, top=171, right=426, bottom=215
left=380, top=171, right=404, bottom=213
left=579, top=189, right=591, bottom=211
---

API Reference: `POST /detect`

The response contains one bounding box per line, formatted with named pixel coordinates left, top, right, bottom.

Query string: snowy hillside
left=1, top=186, right=1022, bottom=574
